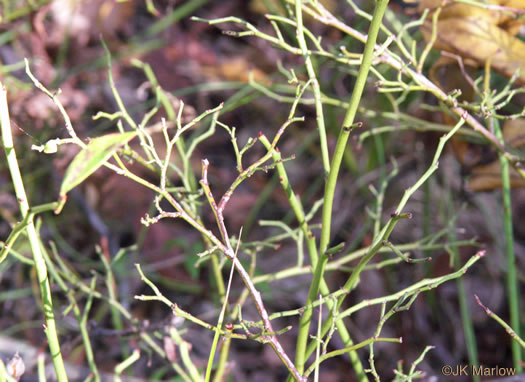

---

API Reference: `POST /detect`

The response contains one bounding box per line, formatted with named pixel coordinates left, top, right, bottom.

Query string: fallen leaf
left=468, top=160, right=525, bottom=190
left=60, top=131, right=137, bottom=197
left=201, top=57, right=271, bottom=85
left=422, top=16, right=525, bottom=84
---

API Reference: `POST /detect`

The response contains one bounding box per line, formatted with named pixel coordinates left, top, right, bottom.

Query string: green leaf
left=59, top=131, right=137, bottom=196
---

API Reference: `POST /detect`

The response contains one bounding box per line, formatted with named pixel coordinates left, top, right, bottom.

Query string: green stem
left=131, top=59, right=230, bottom=372
left=295, top=0, right=330, bottom=174
left=77, top=277, right=101, bottom=382
left=446, top=197, right=479, bottom=381
left=303, top=117, right=466, bottom=360
left=212, top=336, right=232, bottom=382
left=494, top=120, right=523, bottom=372
left=294, top=0, right=389, bottom=377
left=260, top=135, right=365, bottom=379
left=170, top=327, right=203, bottom=382
left=99, top=248, right=129, bottom=359
left=475, top=295, right=525, bottom=350
left=0, top=84, right=68, bottom=382
left=304, top=337, right=401, bottom=378
left=42, top=241, right=101, bottom=382
left=114, top=349, right=140, bottom=382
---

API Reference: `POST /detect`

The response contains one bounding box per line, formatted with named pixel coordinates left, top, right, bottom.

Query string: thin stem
left=294, top=0, right=390, bottom=378
left=475, top=295, right=525, bottom=350
left=303, top=116, right=467, bottom=360
left=304, top=337, right=401, bottom=378
left=494, top=119, right=523, bottom=372
left=295, top=1, right=330, bottom=174
left=259, top=134, right=371, bottom=379
left=0, top=83, right=68, bottom=382
left=170, top=326, right=203, bottom=382
left=298, top=1, right=525, bottom=177
left=205, top=231, right=240, bottom=382
left=199, top=159, right=306, bottom=381
left=114, top=349, right=140, bottom=382
left=445, top=200, right=479, bottom=381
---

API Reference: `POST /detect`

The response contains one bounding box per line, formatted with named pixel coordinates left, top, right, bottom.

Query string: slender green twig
left=0, top=201, right=58, bottom=264
left=244, top=250, right=482, bottom=337
left=295, top=1, right=330, bottom=173
left=305, top=337, right=401, bottom=378
left=43, top=240, right=101, bottom=382
left=339, top=250, right=484, bottom=320
left=475, top=295, right=525, bottom=350
left=294, top=1, right=390, bottom=378
left=260, top=132, right=369, bottom=380
left=303, top=116, right=467, bottom=361
left=205, top=230, right=241, bottom=382
left=170, top=326, right=203, bottom=381
left=131, top=62, right=229, bottom=370
left=483, top=59, right=522, bottom=371
left=444, top=203, right=479, bottom=381
left=0, top=84, right=68, bottom=382
left=493, top=118, right=522, bottom=372
left=114, top=349, right=140, bottom=382
left=297, top=1, right=525, bottom=177
left=98, top=245, right=129, bottom=358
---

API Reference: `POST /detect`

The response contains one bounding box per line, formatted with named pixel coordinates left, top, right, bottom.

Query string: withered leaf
left=422, top=16, right=525, bottom=85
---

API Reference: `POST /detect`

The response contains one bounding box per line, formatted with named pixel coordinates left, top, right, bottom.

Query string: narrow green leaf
left=59, top=131, right=137, bottom=196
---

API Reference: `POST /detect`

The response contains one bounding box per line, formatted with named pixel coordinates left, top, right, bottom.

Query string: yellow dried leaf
left=411, top=0, right=525, bottom=26
left=202, top=57, right=271, bottom=85
left=422, top=17, right=525, bottom=84
left=417, top=0, right=495, bottom=19
left=468, top=161, right=525, bottom=191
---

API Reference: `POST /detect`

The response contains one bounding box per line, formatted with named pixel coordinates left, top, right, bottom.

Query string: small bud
left=43, top=139, right=59, bottom=154
left=7, top=352, right=25, bottom=381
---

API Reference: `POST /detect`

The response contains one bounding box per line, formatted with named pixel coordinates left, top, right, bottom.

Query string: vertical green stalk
left=294, top=0, right=389, bottom=377
left=75, top=278, right=101, bottom=382
left=295, top=1, right=330, bottom=174
left=422, top=177, right=431, bottom=274
left=494, top=119, right=522, bottom=372
left=100, top=250, right=129, bottom=359
left=0, top=83, right=68, bottom=382
left=212, top=335, right=231, bottom=382
left=42, top=241, right=101, bottom=382
left=303, top=117, right=467, bottom=362
left=446, top=195, right=479, bottom=382
left=261, top=136, right=365, bottom=381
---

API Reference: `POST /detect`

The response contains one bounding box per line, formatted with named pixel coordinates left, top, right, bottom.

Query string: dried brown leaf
left=201, top=57, right=271, bottom=85
left=422, top=16, right=525, bottom=84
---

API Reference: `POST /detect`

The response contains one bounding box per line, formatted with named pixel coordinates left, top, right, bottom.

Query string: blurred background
left=0, top=0, right=524, bottom=380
